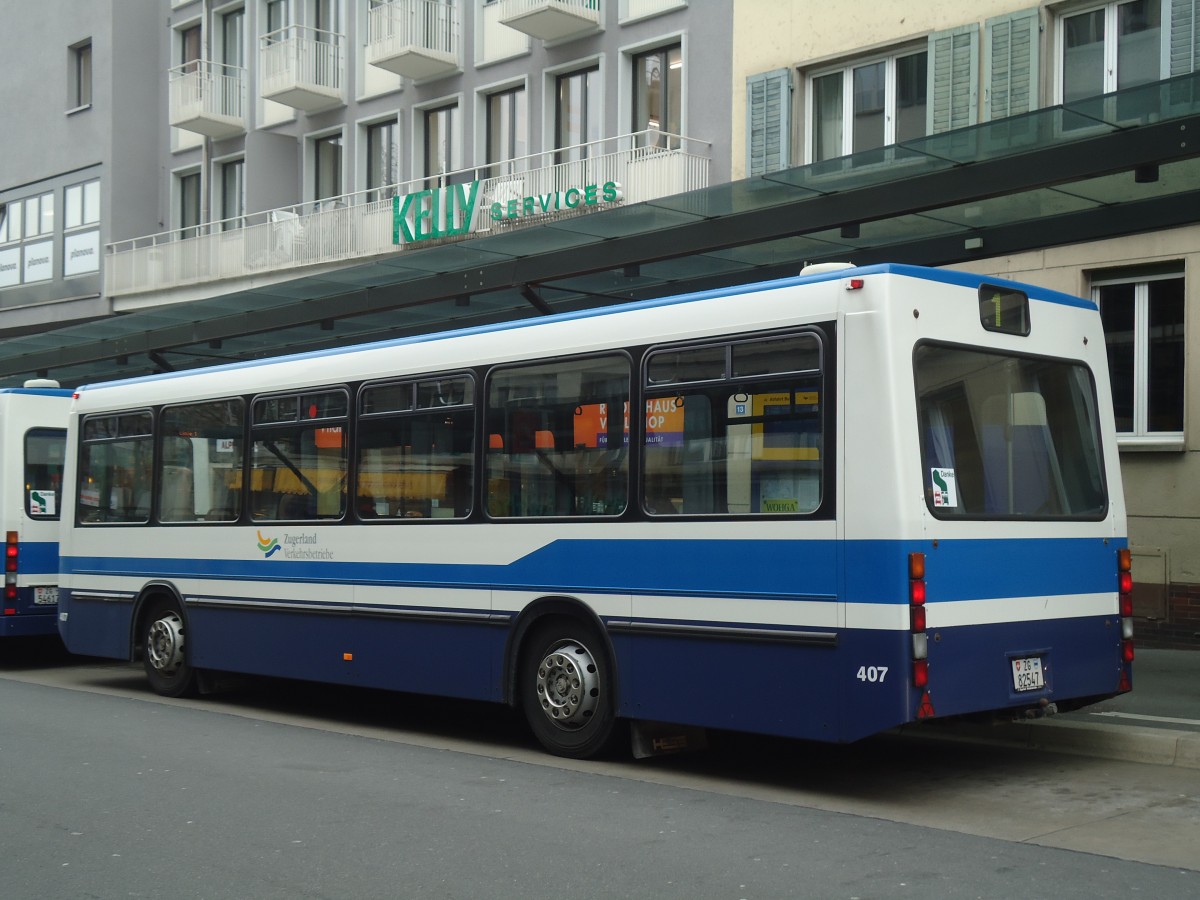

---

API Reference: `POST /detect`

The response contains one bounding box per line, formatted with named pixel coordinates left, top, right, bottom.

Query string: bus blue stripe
left=62, top=536, right=1118, bottom=602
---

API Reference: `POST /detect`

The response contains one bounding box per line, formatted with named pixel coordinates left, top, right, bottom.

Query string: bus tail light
left=4, top=531, right=17, bottom=615
left=909, top=552, right=931, bottom=698
left=1118, top=548, right=1134, bottom=666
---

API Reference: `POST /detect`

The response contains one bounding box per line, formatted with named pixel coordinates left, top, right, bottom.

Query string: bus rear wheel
left=520, top=618, right=620, bottom=759
left=141, top=600, right=197, bottom=698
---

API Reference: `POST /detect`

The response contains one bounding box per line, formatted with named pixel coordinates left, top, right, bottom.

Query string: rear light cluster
left=1118, top=548, right=1134, bottom=664
left=4, top=531, right=18, bottom=616
left=909, top=552, right=928, bottom=688
left=909, top=551, right=936, bottom=719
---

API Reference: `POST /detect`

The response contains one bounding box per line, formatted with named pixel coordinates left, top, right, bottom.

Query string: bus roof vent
left=23, top=378, right=60, bottom=389
left=800, top=262, right=855, bottom=275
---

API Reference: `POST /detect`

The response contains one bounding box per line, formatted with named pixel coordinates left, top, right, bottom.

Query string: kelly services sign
left=393, top=179, right=622, bottom=245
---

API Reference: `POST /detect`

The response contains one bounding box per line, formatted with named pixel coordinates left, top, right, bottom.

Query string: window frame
left=640, top=327, right=831, bottom=520
left=805, top=44, right=928, bottom=163
left=76, top=410, right=156, bottom=526
left=1054, top=0, right=1169, bottom=103
left=355, top=371, right=477, bottom=522
left=157, top=397, right=246, bottom=524
left=25, top=428, right=67, bottom=521
left=1093, top=268, right=1185, bottom=448
left=70, top=39, right=93, bottom=110
left=364, top=118, right=400, bottom=202
left=249, top=386, right=351, bottom=522
left=484, top=351, right=633, bottom=521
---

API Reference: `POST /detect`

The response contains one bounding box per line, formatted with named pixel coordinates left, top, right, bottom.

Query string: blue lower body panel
left=2, top=586, right=60, bottom=638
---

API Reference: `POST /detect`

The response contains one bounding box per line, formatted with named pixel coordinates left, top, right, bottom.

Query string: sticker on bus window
left=30, top=490, right=56, bottom=515
left=930, top=468, right=958, bottom=508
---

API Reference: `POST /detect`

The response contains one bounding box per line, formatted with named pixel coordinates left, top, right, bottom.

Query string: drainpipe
left=200, top=0, right=211, bottom=229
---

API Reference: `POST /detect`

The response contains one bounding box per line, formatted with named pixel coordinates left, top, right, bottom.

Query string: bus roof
left=74, top=263, right=1094, bottom=396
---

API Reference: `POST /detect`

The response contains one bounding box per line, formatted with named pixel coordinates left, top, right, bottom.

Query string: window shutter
left=1170, top=0, right=1200, bottom=76
left=927, top=24, right=979, bottom=134
left=984, top=8, right=1040, bottom=120
left=746, top=68, right=792, bottom=176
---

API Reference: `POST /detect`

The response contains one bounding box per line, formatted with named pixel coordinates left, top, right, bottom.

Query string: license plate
left=1011, top=656, right=1044, bottom=692
left=33, top=586, right=59, bottom=605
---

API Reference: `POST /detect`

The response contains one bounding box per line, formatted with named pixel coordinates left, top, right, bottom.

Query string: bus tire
left=141, top=599, right=197, bottom=698
left=520, top=618, right=620, bottom=759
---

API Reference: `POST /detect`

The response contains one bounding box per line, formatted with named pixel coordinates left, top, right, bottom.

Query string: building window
left=70, top=40, right=93, bottom=109
left=220, top=7, right=245, bottom=68
left=220, top=159, right=245, bottom=228
left=180, top=24, right=202, bottom=72
left=64, top=180, right=101, bottom=229
left=632, top=44, right=681, bottom=148
left=23, top=193, right=54, bottom=239
left=265, top=0, right=288, bottom=41
left=314, top=134, right=343, bottom=203
left=424, top=103, right=460, bottom=180
left=366, top=119, right=400, bottom=201
left=809, top=49, right=927, bottom=162
left=1060, top=0, right=1163, bottom=102
left=179, top=171, right=201, bottom=239
left=0, top=203, right=17, bottom=245
left=486, top=86, right=527, bottom=175
left=1096, top=272, right=1184, bottom=440
left=556, top=66, right=600, bottom=162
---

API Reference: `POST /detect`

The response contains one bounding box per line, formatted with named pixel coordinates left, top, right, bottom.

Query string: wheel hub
left=146, top=613, right=186, bottom=675
left=535, top=640, right=600, bottom=729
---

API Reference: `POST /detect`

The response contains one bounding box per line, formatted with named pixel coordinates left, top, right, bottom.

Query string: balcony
left=367, top=0, right=461, bottom=81
left=168, top=61, right=246, bottom=139
left=104, top=130, right=709, bottom=300
left=495, top=0, right=601, bottom=42
left=260, top=26, right=345, bottom=111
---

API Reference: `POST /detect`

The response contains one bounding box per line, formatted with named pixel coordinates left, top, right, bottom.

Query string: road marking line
left=1089, top=711, right=1200, bottom=727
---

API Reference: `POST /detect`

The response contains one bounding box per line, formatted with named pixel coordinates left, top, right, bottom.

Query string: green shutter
left=1170, top=0, right=1200, bottom=76
left=746, top=68, right=792, bottom=176
left=927, top=24, right=979, bottom=134
left=984, top=8, right=1040, bottom=120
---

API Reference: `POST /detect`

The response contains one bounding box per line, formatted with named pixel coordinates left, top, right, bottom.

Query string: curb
left=906, top=717, right=1200, bottom=768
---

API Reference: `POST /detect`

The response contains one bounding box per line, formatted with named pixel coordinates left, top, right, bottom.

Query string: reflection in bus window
left=159, top=400, right=244, bottom=522
left=915, top=345, right=1106, bottom=519
left=251, top=389, right=347, bottom=521
left=78, top=412, right=153, bottom=523
left=357, top=375, right=475, bottom=520
left=486, top=356, right=630, bottom=517
left=643, top=333, right=823, bottom=516
left=25, top=428, right=66, bottom=519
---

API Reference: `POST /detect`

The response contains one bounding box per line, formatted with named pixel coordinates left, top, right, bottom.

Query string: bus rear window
left=915, top=345, right=1106, bottom=519
left=25, top=428, right=66, bottom=519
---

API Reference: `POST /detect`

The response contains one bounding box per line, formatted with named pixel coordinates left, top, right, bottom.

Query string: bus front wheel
left=141, top=600, right=197, bottom=698
left=520, top=618, right=620, bottom=759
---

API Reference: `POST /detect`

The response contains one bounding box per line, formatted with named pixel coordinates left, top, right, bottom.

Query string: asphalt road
left=1, top=642, right=1198, bottom=899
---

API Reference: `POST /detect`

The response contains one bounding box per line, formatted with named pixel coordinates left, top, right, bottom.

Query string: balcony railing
left=367, top=0, right=461, bottom=80
left=495, top=0, right=601, bottom=42
left=168, top=60, right=247, bottom=139
left=260, top=25, right=345, bottom=111
left=104, top=130, right=709, bottom=298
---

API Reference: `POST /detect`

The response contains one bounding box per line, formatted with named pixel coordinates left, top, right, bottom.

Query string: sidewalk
left=914, top=648, right=1200, bottom=768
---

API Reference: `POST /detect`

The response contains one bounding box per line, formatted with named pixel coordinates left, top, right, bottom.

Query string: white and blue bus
left=57, top=264, right=1132, bottom=757
left=0, top=383, right=72, bottom=639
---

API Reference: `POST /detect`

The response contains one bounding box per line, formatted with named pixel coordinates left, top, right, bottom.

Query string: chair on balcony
left=269, top=208, right=305, bottom=263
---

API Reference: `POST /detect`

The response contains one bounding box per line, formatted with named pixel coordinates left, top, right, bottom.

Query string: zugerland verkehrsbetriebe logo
left=256, top=530, right=333, bottom=560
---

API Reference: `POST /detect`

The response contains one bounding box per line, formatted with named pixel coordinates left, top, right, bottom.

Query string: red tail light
left=909, top=552, right=929, bottom=690
left=4, top=532, right=17, bottom=610
left=1117, top=547, right=1133, bottom=659
left=912, top=659, right=929, bottom=688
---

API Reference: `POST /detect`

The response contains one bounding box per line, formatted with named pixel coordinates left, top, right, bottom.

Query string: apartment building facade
left=735, top=0, right=1200, bottom=646
left=2, top=1, right=730, bottom=320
